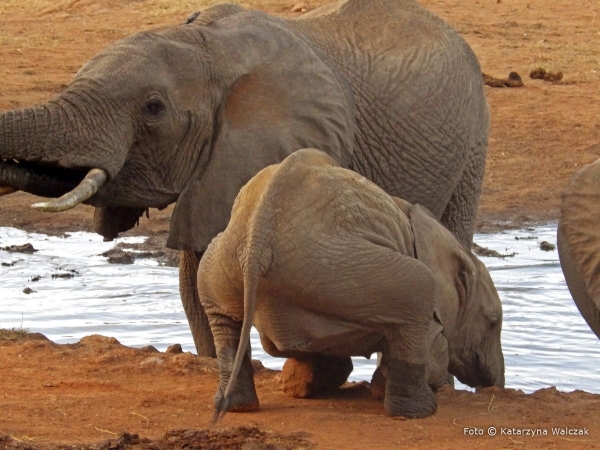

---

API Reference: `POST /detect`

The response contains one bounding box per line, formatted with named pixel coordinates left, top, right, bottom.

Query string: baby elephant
left=199, top=149, right=504, bottom=420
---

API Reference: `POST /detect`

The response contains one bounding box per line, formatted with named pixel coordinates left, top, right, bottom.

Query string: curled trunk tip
left=31, top=168, right=107, bottom=212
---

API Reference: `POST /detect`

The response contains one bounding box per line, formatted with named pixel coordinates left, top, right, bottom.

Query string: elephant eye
left=144, top=99, right=165, bottom=116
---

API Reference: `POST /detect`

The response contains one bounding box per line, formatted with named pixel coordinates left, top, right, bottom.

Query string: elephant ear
left=390, top=196, right=413, bottom=217
left=93, top=206, right=147, bottom=241
left=409, top=204, right=477, bottom=329
left=167, top=16, right=355, bottom=252
left=558, top=158, right=600, bottom=338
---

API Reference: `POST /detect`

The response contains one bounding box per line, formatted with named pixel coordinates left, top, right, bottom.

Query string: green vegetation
left=0, top=327, right=30, bottom=341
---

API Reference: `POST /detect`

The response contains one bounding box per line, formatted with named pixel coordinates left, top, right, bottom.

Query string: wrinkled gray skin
left=558, top=157, right=600, bottom=340
left=0, top=0, right=489, bottom=357
left=199, top=149, right=504, bottom=420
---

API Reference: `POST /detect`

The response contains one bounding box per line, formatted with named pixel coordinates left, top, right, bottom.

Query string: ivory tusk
left=31, top=168, right=107, bottom=212
left=0, top=186, right=17, bottom=197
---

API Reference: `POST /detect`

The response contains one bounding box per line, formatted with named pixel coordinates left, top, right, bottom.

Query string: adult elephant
left=558, top=158, right=600, bottom=340
left=0, top=0, right=489, bottom=357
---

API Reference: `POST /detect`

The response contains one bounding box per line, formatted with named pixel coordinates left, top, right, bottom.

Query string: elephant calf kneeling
left=199, top=148, right=504, bottom=421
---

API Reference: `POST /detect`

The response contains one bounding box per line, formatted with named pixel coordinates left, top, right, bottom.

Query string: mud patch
left=100, top=235, right=179, bottom=267
left=51, top=269, right=78, bottom=278
left=1, top=243, right=37, bottom=254
left=472, top=242, right=516, bottom=258
left=0, top=427, right=314, bottom=450
left=101, top=247, right=135, bottom=264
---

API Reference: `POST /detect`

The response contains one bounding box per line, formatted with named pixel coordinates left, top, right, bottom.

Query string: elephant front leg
left=381, top=326, right=437, bottom=418
left=281, top=354, right=353, bottom=398
left=211, top=313, right=259, bottom=412
left=179, top=251, right=216, bottom=357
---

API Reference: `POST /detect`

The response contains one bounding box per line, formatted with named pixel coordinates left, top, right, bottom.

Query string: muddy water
left=1, top=225, right=599, bottom=393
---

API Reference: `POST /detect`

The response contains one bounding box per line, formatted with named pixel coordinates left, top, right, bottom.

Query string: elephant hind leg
left=211, top=314, right=259, bottom=413
left=282, top=354, right=353, bottom=398
left=214, top=348, right=259, bottom=413
left=440, top=138, right=487, bottom=247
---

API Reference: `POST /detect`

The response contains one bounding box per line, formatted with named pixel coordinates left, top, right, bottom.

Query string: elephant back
left=290, top=0, right=489, bottom=220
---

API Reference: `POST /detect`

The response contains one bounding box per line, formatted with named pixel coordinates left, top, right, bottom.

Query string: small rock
left=140, top=345, right=160, bottom=353
left=52, top=272, right=74, bottom=279
left=80, top=335, right=121, bottom=346
left=539, top=241, right=556, bottom=251
left=23, top=287, right=36, bottom=294
left=30, top=275, right=41, bottom=282
left=166, top=343, right=183, bottom=354
left=101, top=248, right=135, bottom=264
left=2, top=243, right=37, bottom=254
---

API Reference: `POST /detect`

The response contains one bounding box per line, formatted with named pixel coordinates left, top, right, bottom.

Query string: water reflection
left=0, top=225, right=598, bottom=393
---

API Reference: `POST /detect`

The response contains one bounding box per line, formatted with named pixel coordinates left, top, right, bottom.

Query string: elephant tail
left=213, top=239, right=273, bottom=423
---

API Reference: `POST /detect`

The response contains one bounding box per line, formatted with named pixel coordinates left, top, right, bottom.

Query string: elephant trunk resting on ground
left=558, top=157, right=600, bottom=340
left=0, top=0, right=489, bottom=357
left=199, top=149, right=505, bottom=420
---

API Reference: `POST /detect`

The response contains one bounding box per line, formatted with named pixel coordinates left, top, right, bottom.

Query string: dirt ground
left=1, top=0, right=599, bottom=448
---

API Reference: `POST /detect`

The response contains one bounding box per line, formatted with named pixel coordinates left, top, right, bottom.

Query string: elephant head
left=558, top=158, right=600, bottom=340
left=0, top=5, right=355, bottom=249
left=409, top=204, right=505, bottom=388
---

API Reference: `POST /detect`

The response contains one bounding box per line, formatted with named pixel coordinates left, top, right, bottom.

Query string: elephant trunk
left=450, top=340, right=505, bottom=388
left=0, top=157, right=81, bottom=198
left=0, top=86, right=130, bottom=210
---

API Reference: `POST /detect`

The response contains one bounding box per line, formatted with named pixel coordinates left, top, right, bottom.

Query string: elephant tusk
left=0, top=186, right=17, bottom=197
left=31, top=168, right=107, bottom=212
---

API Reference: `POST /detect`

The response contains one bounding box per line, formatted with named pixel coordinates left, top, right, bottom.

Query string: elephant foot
left=282, top=354, right=353, bottom=398
left=214, top=348, right=259, bottom=413
left=214, top=393, right=259, bottom=413
left=214, top=379, right=259, bottom=413
left=384, top=359, right=437, bottom=418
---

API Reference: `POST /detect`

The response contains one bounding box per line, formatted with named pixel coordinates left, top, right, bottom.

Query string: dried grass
left=0, top=327, right=30, bottom=341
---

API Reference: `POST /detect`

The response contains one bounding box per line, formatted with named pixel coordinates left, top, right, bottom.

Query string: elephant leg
left=370, top=320, right=443, bottom=407
left=370, top=364, right=386, bottom=400
left=281, top=354, right=353, bottom=398
left=286, top=249, right=437, bottom=417
left=211, top=313, right=259, bottom=412
left=440, top=139, right=487, bottom=248
left=179, top=250, right=216, bottom=357
left=426, top=316, right=450, bottom=391
left=381, top=329, right=437, bottom=418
